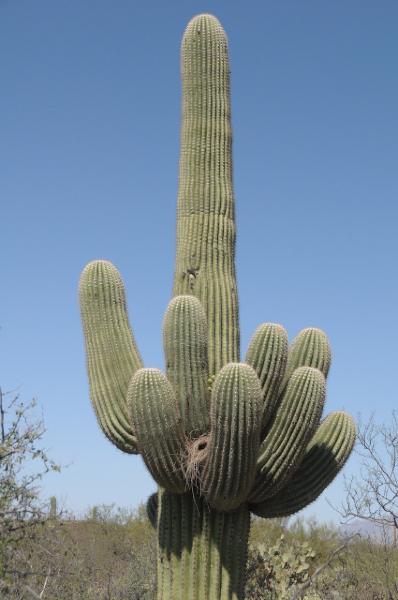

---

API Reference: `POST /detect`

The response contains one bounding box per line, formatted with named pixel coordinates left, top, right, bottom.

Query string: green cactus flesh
left=279, top=327, right=332, bottom=396
left=245, top=323, right=288, bottom=431
left=79, top=260, right=143, bottom=454
left=158, top=490, right=250, bottom=600
left=201, top=363, right=262, bottom=511
left=173, top=14, right=239, bottom=377
left=79, top=13, right=355, bottom=600
left=249, top=366, right=326, bottom=504
left=128, top=368, right=186, bottom=493
left=250, top=411, right=356, bottom=518
left=163, top=295, right=209, bottom=438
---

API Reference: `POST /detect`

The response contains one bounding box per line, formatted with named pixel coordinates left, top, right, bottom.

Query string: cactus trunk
left=158, top=491, right=249, bottom=600
left=173, top=14, right=239, bottom=376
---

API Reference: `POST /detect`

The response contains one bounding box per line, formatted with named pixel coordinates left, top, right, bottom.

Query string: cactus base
left=158, top=490, right=250, bottom=600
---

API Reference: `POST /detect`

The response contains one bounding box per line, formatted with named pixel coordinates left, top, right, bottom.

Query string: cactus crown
left=79, top=13, right=355, bottom=600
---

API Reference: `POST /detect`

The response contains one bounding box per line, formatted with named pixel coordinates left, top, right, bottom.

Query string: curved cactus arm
left=79, top=260, right=143, bottom=454
left=173, top=14, right=239, bottom=375
left=279, top=328, right=332, bottom=395
left=250, top=411, right=356, bottom=518
left=128, top=368, right=187, bottom=493
left=245, top=323, right=288, bottom=431
left=249, top=366, right=326, bottom=503
left=199, top=363, right=262, bottom=511
left=163, top=295, right=209, bottom=438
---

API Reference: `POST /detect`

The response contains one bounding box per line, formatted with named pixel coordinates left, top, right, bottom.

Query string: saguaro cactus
left=79, top=14, right=355, bottom=600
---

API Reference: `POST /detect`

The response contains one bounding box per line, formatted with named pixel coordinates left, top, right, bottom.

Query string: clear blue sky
left=1, top=1, right=397, bottom=522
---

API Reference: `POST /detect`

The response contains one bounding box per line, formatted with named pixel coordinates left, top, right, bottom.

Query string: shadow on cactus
left=79, top=13, right=355, bottom=600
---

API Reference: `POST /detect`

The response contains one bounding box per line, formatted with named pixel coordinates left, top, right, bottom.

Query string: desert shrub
left=246, top=533, right=321, bottom=600
left=4, top=503, right=156, bottom=599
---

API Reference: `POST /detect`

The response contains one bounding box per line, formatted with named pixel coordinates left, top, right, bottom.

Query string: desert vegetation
left=2, top=500, right=398, bottom=599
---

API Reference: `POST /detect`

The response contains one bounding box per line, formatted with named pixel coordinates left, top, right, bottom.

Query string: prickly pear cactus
left=79, top=13, right=356, bottom=600
left=246, top=535, right=321, bottom=600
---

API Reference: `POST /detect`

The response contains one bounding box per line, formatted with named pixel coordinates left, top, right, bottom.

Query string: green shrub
left=246, top=534, right=321, bottom=600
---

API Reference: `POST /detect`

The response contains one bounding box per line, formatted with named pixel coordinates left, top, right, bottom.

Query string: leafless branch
left=337, top=413, right=398, bottom=546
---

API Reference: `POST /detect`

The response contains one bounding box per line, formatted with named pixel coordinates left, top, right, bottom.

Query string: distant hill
left=341, top=519, right=397, bottom=545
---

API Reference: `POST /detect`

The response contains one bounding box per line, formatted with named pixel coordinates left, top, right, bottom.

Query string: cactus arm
left=245, top=323, right=288, bottom=431
left=200, top=363, right=262, bottom=510
left=249, top=366, right=326, bottom=503
left=163, top=295, right=209, bottom=438
left=128, top=368, right=186, bottom=493
left=79, top=260, right=143, bottom=453
left=250, top=412, right=356, bottom=518
left=173, top=14, right=239, bottom=376
left=279, top=328, right=332, bottom=395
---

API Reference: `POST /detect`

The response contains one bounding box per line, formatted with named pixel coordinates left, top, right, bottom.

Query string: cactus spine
left=79, top=14, right=355, bottom=600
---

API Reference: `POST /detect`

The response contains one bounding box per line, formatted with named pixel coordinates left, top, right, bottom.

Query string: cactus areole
left=79, top=14, right=355, bottom=600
